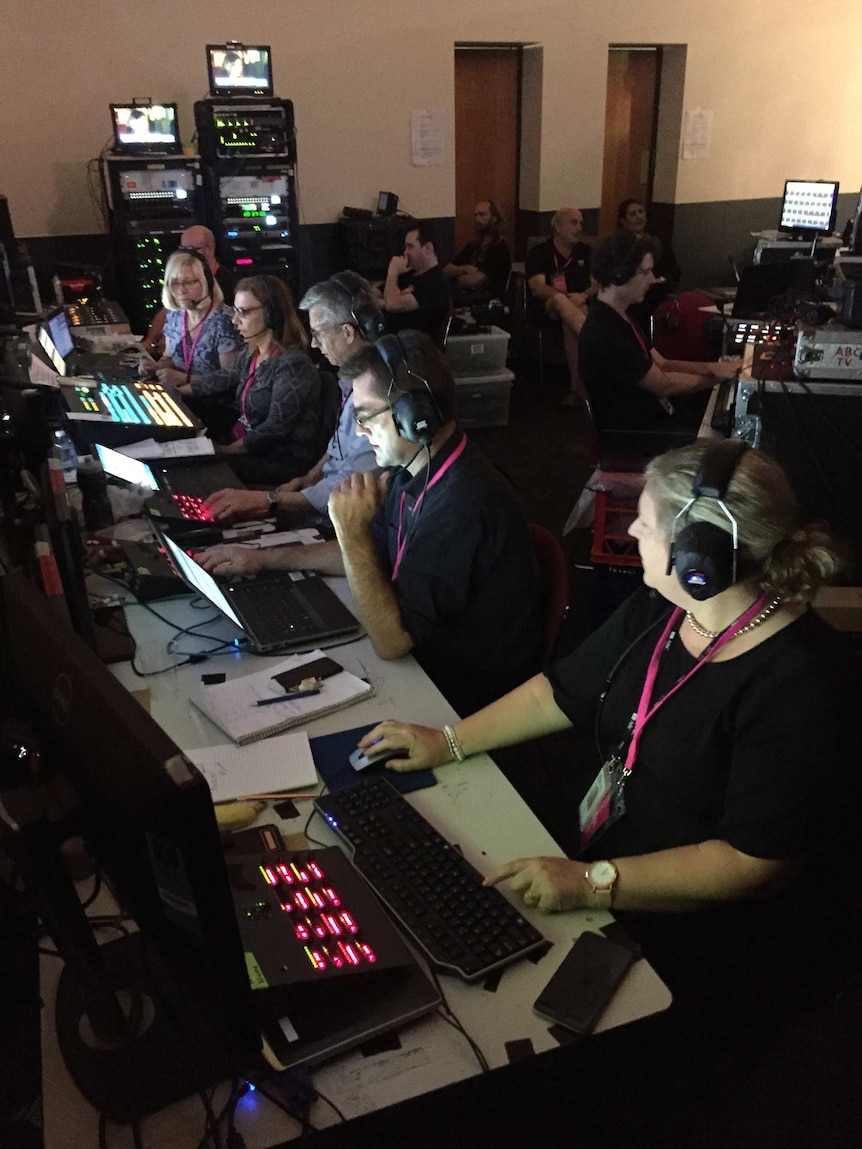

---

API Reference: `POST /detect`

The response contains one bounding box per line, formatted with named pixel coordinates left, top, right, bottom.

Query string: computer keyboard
left=315, top=777, right=546, bottom=982
left=171, top=493, right=214, bottom=521
left=227, top=574, right=320, bottom=640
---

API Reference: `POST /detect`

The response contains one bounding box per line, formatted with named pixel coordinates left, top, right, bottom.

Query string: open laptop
left=37, top=307, right=142, bottom=377
left=154, top=522, right=363, bottom=653
left=96, top=442, right=246, bottom=527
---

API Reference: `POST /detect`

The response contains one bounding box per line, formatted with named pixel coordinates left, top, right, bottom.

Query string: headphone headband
left=375, top=334, right=443, bottom=447
left=329, top=272, right=386, bottom=342
left=176, top=246, right=215, bottom=296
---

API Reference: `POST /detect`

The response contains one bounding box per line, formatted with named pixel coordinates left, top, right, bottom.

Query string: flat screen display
left=779, top=180, right=839, bottom=236
left=206, top=45, right=273, bottom=97
left=37, top=308, right=75, bottom=375
left=95, top=443, right=159, bottom=491
left=110, top=103, right=182, bottom=155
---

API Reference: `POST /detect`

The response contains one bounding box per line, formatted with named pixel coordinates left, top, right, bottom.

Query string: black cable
left=197, top=1088, right=225, bottom=1149
left=250, top=1081, right=314, bottom=1135
left=592, top=608, right=670, bottom=762
left=80, top=866, right=103, bottom=909
left=426, top=963, right=491, bottom=1074
left=311, top=1085, right=347, bottom=1123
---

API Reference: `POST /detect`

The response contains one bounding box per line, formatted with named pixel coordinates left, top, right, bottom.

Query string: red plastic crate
left=590, top=489, right=642, bottom=567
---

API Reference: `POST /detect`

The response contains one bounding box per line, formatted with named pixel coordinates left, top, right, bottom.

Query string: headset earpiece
left=176, top=246, right=214, bottom=297
left=330, top=271, right=386, bottom=342
left=666, top=440, right=749, bottom=601
left=376, top=334, right=443, bottom=447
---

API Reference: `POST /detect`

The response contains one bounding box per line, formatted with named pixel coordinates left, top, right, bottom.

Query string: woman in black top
left=361, top=441, right=861, bottom=1022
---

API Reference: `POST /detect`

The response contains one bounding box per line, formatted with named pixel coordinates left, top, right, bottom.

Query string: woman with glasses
left=176, top=275, right=327, bottom=485
left=142, top=248, right=243, bottom=388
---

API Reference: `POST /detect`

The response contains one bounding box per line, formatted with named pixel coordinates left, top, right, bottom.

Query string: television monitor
left=206, top=44, right=273, bottom=98
left=0, top=568, right=260, bottom=1119
left=778, top=179, right=839, bottom=238
left=110, top=103, right=182, bottom=156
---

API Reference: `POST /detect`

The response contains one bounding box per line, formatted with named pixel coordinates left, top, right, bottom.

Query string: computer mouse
left=348, top=746, right=402, bottom=772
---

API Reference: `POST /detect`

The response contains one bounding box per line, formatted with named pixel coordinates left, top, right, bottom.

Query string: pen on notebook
left=253, top=689, right=321, bottom=707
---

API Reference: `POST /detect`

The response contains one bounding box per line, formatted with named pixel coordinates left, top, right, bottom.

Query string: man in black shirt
left=199, top=331, right=543, bottom=716
left=383, top=221, right=451, bottom=344
left=526, top=207, right=594, bottom=405
left=443, top=200, right=511, bottom=303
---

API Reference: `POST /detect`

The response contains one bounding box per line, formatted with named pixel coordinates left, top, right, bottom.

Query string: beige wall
left=3, top=0, right=862, bottom=237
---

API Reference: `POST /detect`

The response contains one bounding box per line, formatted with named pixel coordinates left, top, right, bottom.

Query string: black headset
left=375, top=334, right=444, bottom=447
left=609, top=232, right=647, bottom=286
left=665, top=439, right=749, bottom=601
left=329, top=271, right=386, bottom=342
left=257, top=275, right=285, bottom=334
left=175, top=246, right=215, bottom=297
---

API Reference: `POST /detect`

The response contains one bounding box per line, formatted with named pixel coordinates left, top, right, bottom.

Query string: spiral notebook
left=191, top=650, right=374, bottom=745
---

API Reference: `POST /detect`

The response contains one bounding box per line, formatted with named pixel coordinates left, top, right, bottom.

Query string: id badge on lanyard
left=578, top=751, right=628, bottom=850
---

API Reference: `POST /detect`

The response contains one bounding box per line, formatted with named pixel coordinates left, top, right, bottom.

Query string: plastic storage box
left=445, top=325, right=510, bottom=375
left=454, top=369, right=514, bottom=428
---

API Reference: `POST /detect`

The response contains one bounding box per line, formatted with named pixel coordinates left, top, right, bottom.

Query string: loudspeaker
left=329, top=271, right=386, bottom=342
left=376, top=334, right=443, bottom=447
left=258, top=276, right=285, bottom=333
left=176, top=246, right=215, bottom=297
left=666, top=440, right=749, bottom=601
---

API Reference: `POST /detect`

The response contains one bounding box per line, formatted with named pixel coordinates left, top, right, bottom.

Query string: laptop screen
left=48, top=310, right=75, bottom=359
left=158, top=530, right=243, bottom=630
left=95, top=443, right=159, bottom=491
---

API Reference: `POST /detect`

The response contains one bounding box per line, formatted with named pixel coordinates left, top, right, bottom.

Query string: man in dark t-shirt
left=526, top=207, right=595, bottom=404
left=384, top=220, right=451, bottom=343
left=444, top=200, right=512, bottom=303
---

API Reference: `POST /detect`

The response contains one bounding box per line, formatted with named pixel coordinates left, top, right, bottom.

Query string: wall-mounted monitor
left=779, top=179, right=839, bottom=238
left=206, top=44, right=273, bottom=98
left=110, top=103, right=182, bottom=156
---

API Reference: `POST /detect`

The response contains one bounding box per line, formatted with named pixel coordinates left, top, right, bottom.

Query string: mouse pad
left=309, top=725, right=436, bottom=796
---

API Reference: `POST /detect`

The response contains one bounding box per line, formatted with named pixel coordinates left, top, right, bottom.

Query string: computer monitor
left=206, top=44, right=273, bottom=98
left=0, top=568, right=260, bottom=1119
left=779, top=179, right=839, bottom=238
left=110, top=103, right=182, bottom=156
left=848, top=186, right=862, bottom=255
left=36, top=308, right=75, bottom=376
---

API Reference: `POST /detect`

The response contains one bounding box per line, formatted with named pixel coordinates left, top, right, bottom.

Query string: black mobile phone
left=272, top=657, right=343, bottom=692
left=533, top=931, right=638, bottom=1036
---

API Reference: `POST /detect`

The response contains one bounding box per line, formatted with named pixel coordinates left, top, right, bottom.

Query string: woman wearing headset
left=360, top=440, right=860, bottom=1032
left=176, top=275, right=325, bottom=485
left=142, top=248, right=243, bottom=388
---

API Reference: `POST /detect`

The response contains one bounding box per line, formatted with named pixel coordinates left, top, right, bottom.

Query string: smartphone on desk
left=533, top=931, right=639, bottom=1036
left=272, top=656, right=343, bottom=693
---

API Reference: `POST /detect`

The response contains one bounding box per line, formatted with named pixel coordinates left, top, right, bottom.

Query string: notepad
left=186, top=732, right=318, bottom=802
left=190, top=649, right=375, bottom=745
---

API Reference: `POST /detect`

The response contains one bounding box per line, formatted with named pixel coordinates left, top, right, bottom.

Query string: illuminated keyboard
left=69, top=378, right=195, bottom=429
left=315, top=777, right=546, bottom=982
left=171, top=493, right=214, bottom=521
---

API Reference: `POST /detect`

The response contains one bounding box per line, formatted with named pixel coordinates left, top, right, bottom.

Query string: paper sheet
left=187, top=731, right=318, bottom=801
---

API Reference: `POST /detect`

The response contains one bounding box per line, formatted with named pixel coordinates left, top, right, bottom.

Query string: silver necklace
left=685, top=595, right=782, bottom=642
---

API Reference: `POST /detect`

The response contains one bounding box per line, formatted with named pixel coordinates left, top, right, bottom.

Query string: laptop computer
left=96, top=442, right=246, bottom=527
left=37, top=307, right=142, bottom=377
left=731, top=260, right=817, bottom=318
left=154, top=522, right=363, bottom=653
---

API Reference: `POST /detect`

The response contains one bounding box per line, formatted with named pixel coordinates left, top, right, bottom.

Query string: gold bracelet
left=442, top=724, right=465, bottom=763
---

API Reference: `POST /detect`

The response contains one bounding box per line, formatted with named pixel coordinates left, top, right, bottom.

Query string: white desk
left=42, top=582, right=671, bottom=1147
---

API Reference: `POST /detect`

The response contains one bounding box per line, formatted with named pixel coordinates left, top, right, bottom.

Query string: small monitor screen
left=207, top=45, right=273, bottom=97
left=159, top=529, right=243, bottom=630
left=110, top=103, right=182, bottom=155
left=48, top=309, right=75, bottom=359
left=95, top=443, right=159, bottom=491
left=779, top=180, right=839, bottom=236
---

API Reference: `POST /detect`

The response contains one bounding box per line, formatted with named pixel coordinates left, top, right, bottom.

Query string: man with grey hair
left=204, top=271, right=381, bottom=522
left=526, top=206, right=594, bottom=405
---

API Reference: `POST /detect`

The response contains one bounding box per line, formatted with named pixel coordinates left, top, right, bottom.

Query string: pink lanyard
left=391, top=433, right=468, bottom=582
left=239, top=353, right=260, bottom=423
left=623, top=592, right=770, bottom=775
left=624, top=313, right=650, bottom=359
left=181, top=304, right=212, bottom=374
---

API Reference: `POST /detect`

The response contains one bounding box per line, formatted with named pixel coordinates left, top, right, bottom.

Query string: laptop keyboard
left=228, top=574, right=321, bottom=643
left=172, top=493, right=214, bottom=521
left=315, top=776, right=546, bottom=982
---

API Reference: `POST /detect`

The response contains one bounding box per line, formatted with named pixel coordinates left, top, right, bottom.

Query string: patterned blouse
left=164, top=304, right=244, bottom=377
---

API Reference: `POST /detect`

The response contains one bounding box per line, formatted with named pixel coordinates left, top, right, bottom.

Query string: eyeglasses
left=170, top=278, right=200, bottom=290
left=232, top=304, right=264, bottom=318
left=353, top=403, right=391, bottom=429
left=309, top=324, right=338, bottom=341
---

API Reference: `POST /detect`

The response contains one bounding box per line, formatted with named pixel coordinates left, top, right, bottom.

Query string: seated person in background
left=177, top=275, right=325, bottom=486
left=199, top=331, right=544, bottom=717
left=359, top=440, right=861, bottom=1038
left=141, top=225, right=235, bottom=359
left=140, top=248, right=243, bottom=389
left=578, top=231, right=741, bottom=445
left=204, top=271, right=381, bottom=523
left=443, top=200, right=512, bottom=303
left=526, top=207, right=595, bottom=406
left=384, top=221, right=451, bottom=342
left=617, top=197, right=681, bottom=331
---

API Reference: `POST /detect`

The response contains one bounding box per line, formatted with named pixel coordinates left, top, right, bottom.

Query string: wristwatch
left=265, top=488, right=281, bottom=511
left=584, top=860, right=619, bottom=909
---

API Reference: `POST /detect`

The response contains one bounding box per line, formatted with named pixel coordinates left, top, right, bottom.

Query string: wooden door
left=454, top=49, right=520, bottom=253
left=600, top=48, right=659, bottom=235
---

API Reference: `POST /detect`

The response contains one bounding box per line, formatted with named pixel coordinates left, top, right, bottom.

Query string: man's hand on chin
left=328, top=471, right=390, bottom=540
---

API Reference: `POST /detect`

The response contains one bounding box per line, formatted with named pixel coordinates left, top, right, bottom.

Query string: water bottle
left=76, top=454, right=113, bottom=531
left=53, top=428, right=78, bottom=477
